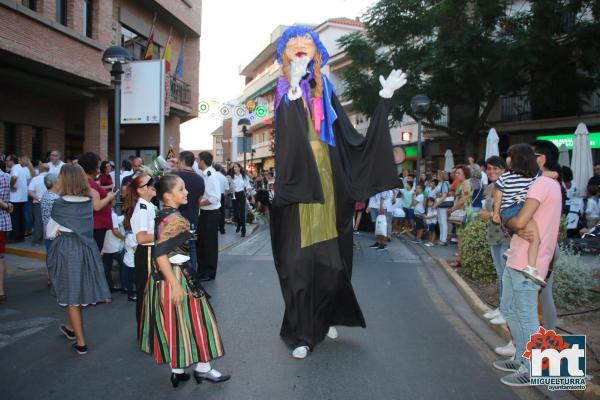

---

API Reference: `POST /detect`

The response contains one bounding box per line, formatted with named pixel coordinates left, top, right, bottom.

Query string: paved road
left=0, top=225, right=573, bottom=400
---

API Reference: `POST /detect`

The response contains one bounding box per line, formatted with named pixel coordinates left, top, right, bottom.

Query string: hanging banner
left=121, top=60, right=165, bottom=124
left=164, top=74, right=171, bottom=117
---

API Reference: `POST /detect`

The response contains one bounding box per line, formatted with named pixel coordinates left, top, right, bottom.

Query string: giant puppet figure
left=270, top=26, right=406, bottom=359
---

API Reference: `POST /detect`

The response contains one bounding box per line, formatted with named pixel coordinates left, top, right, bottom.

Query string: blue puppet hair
left=276, top=25, right=330, bottom=70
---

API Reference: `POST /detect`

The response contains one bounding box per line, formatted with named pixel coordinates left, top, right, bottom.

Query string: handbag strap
left=471, top=184, right=483, bottom=206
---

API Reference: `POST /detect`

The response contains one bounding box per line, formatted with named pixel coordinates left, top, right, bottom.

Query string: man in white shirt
left=197, top=151, right=222, bottom=281
left=6, top=155, right=30, bottom=242
left=214, top=164, right=229, bottom=235
left=28, top=163, right=49, bottom=245
left=48, top=150, right=65, bottom=176
left=477, top=159, right=489, bottom=186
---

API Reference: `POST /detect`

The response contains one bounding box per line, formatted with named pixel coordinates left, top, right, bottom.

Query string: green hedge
left=459, top=218, right=497, bottom=284
left=552, top=245, right=595, bottom=310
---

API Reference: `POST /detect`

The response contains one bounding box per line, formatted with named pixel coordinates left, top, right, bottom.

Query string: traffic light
left=401, top=131, right=412, bottom=142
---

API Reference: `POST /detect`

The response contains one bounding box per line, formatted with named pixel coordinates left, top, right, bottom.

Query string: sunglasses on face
left=140, top=177, right=154, bottom=188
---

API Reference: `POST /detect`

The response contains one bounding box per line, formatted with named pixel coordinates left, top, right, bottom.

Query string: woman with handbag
left=139, top=174, right=230, bottom=388
left=447, top=165, right=473, bottom=267
left=230, top=163, right=251, bottom=237
left=436, top=170, right=452, bottom=245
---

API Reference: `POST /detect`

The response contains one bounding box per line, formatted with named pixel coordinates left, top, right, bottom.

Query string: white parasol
left=570, top=122, right=594, bottom=196
left=558, top=144, right=570, bottom=167
left=485, top=128, right=500, bottom=160
left=444, top=149, right=455, bottom=172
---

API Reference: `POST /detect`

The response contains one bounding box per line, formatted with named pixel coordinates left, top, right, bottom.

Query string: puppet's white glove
left=379, top=69, right=407, bottom=99
left=288, top=55, right=311, bottom=100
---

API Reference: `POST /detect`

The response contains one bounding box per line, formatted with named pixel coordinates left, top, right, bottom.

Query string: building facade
left=210, top=124, right=223, bottom=164
left=0, top=0, right=200, bottom=162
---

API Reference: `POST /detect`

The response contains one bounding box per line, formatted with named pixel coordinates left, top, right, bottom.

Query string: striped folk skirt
left=139, top=266, right=225, bottom=368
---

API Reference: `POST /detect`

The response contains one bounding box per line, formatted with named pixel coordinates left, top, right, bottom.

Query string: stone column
left=84, top=98, right=109, bottom=160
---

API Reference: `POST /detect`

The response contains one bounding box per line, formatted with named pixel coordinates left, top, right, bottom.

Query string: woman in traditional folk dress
left=139, top=174, right=230, bottom=388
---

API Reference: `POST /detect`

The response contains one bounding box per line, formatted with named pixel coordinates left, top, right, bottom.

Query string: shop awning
left=242, top=79, right=278, bottom=104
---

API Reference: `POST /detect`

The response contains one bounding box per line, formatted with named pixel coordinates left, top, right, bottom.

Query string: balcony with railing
left=170, top=78, right=192, bottom=105
left=500, top=94, right=531, bottom=121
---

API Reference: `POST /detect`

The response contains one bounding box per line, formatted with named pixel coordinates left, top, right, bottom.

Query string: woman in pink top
left=494, top=140, right=563, bottom=387
left=77, top=153, right=116, bottom=252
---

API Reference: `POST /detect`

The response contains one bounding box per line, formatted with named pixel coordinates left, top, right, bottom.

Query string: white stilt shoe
left=327, top=327, right=338, bottom=339
left=292, top=346, right=309, bottom=359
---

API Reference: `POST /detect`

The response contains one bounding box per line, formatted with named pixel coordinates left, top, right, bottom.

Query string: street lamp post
left=102, top=46, right=132, bottom=213
left=410, top=94, right=431, bottom=185
left=237, top=118, right=251, bottom=171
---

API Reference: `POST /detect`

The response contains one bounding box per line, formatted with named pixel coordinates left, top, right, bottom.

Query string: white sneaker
left=483, top=308, right=501, bottom=319
left=292, top=346, right=309, bottom=359
left=326, top=326, right=338, bottom=339
left=490, top=314, right=507, bottom=325
left=495, top=340, right=516, bottom=357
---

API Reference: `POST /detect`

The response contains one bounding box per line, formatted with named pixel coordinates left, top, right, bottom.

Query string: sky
left=179, top=0, right=376, bottom=150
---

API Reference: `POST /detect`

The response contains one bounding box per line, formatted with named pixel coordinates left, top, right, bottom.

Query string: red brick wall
left=39, top=0, right=57, bottom=18
left=83, top=98, right=108, bottom=159
left=0, top=2, right=112, bottom=86
left=15, top=125, right=33, bottom=157
left=42, top=128, right=65, bottom=155
left=153, top=0, right=201, bottom=35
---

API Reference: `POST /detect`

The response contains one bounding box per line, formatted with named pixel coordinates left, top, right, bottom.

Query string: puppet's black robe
left=270, top=93, right=398, bottom=349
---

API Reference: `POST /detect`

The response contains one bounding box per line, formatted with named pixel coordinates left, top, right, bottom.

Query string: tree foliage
left=340, top=0, right=600, bottom=141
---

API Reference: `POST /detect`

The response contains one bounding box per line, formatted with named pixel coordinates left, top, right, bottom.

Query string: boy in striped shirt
left=493, top=144, right=553, bottom=286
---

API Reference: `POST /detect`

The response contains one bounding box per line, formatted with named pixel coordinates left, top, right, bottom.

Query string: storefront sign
left=536, top=132, right=600, bottom=149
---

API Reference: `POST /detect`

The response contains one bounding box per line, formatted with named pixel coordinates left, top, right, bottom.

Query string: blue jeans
left=44, top=239, right=53, bottom=253
left=501, top=202, right=524, bottom=224
left=490, top=243, right=508, bottom=302
left=500, top=266, right=540, bottom=372
left=24, top=197, right=33, bottom=232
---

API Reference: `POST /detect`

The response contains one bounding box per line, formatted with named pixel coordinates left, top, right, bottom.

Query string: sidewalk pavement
left=3, top=220, right=261, bottom=274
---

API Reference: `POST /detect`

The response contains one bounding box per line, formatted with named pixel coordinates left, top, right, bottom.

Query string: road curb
left=432, top=256, right=511, bottom=340
left=5, top=246, right=46, bottom=260
left=7, top=222, right=262, bottom=260
left=431, top=255, right=600, bottom=399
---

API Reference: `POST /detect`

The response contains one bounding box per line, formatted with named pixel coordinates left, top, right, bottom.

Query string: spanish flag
left=144, top=14, right=157, bottom=60
left=164, top=27, right=173, bottom=74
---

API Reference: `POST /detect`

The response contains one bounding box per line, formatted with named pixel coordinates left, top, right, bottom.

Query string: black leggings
left=233, top=191, right=246, bottom=228
left=93, top=228, right=108, bottom=252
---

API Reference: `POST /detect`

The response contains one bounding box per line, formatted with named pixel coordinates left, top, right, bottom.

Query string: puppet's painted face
left=284, top=34, right=317, bottom=61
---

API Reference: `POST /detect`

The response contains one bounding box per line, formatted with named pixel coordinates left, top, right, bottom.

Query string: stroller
left=568, top=223, right=600, bottom=255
